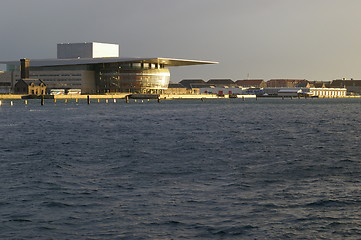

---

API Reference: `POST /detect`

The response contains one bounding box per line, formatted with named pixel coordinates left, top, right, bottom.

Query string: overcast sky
left=1, top=0, right=361, bottom=82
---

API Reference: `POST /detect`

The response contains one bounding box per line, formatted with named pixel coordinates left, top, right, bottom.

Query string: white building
left=309, top=88, right=346, bottom=97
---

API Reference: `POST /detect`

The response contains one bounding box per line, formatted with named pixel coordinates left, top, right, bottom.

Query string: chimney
left=20, top=58, right=30, bottom=79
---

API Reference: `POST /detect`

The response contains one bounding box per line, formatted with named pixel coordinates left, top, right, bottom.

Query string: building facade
left=309, top=88, right=346, bottom=97
left=14, top=79, right=46, bottom=95
left=1, top=42, right=217, bottom=94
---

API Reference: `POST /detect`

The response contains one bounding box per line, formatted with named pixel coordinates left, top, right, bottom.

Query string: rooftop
left=0, top=57, right=218, bottom=67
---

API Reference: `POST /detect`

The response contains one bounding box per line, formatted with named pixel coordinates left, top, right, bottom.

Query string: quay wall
left=0, top=94, right=360, bottom=100
left=0, top=94, right=23, bottom=99
left=161, top=94, right=219, bottom=99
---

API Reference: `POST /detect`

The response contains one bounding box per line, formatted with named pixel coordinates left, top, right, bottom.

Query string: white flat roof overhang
left=0, top=57, right=218, bottom=67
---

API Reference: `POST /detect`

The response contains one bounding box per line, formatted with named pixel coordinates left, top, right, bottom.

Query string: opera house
left=0, top=42, right=217, bottom=94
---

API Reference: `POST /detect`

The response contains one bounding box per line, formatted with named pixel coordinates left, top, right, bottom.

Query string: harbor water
left=1, top=98, right=361, bottom=239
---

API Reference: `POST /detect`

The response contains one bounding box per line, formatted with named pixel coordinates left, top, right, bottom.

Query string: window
left=132, top=63, right=141, bottom=69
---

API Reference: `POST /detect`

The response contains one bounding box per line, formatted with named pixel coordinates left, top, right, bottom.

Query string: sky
left=1, top=0, right=361, bottom=82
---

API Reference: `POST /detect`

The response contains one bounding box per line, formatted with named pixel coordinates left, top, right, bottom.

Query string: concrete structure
left=1, top=42, right=217, bottom=94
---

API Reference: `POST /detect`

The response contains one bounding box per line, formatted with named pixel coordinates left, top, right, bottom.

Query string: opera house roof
left=0, top=57, right=218, bottom=67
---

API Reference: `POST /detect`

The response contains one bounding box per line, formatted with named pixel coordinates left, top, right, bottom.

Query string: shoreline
left=0, top=94, right=360, bottom=100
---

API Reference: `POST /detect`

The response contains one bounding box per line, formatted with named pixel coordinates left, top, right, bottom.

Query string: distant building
left=13, top=59, right=47, bottom=95
left=163, top=83, right=200, bottom=95
left=266, top=79, right=308, bottom=88
left=179, top=79, right=207, bottom=89
left=296, top=81, right=310, bottom=88
left=235, top=79, right=266, bottom=88
left=197, top=86, right=246, bottom=95
left=14, top=79, right=46, bottom=95
left=330, top=79, right=361, bottom=95
left=309, top=81, right=331, bottom=88
left=207, top=79, right=236, bottom=87
left=309, top=87, right=346, bottom=97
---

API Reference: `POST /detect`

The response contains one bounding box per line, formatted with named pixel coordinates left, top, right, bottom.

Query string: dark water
left=1, top=98, right=361, bottom=239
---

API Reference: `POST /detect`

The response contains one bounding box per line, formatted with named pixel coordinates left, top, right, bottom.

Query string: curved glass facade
left=96, top=62, right=170, bottom=93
